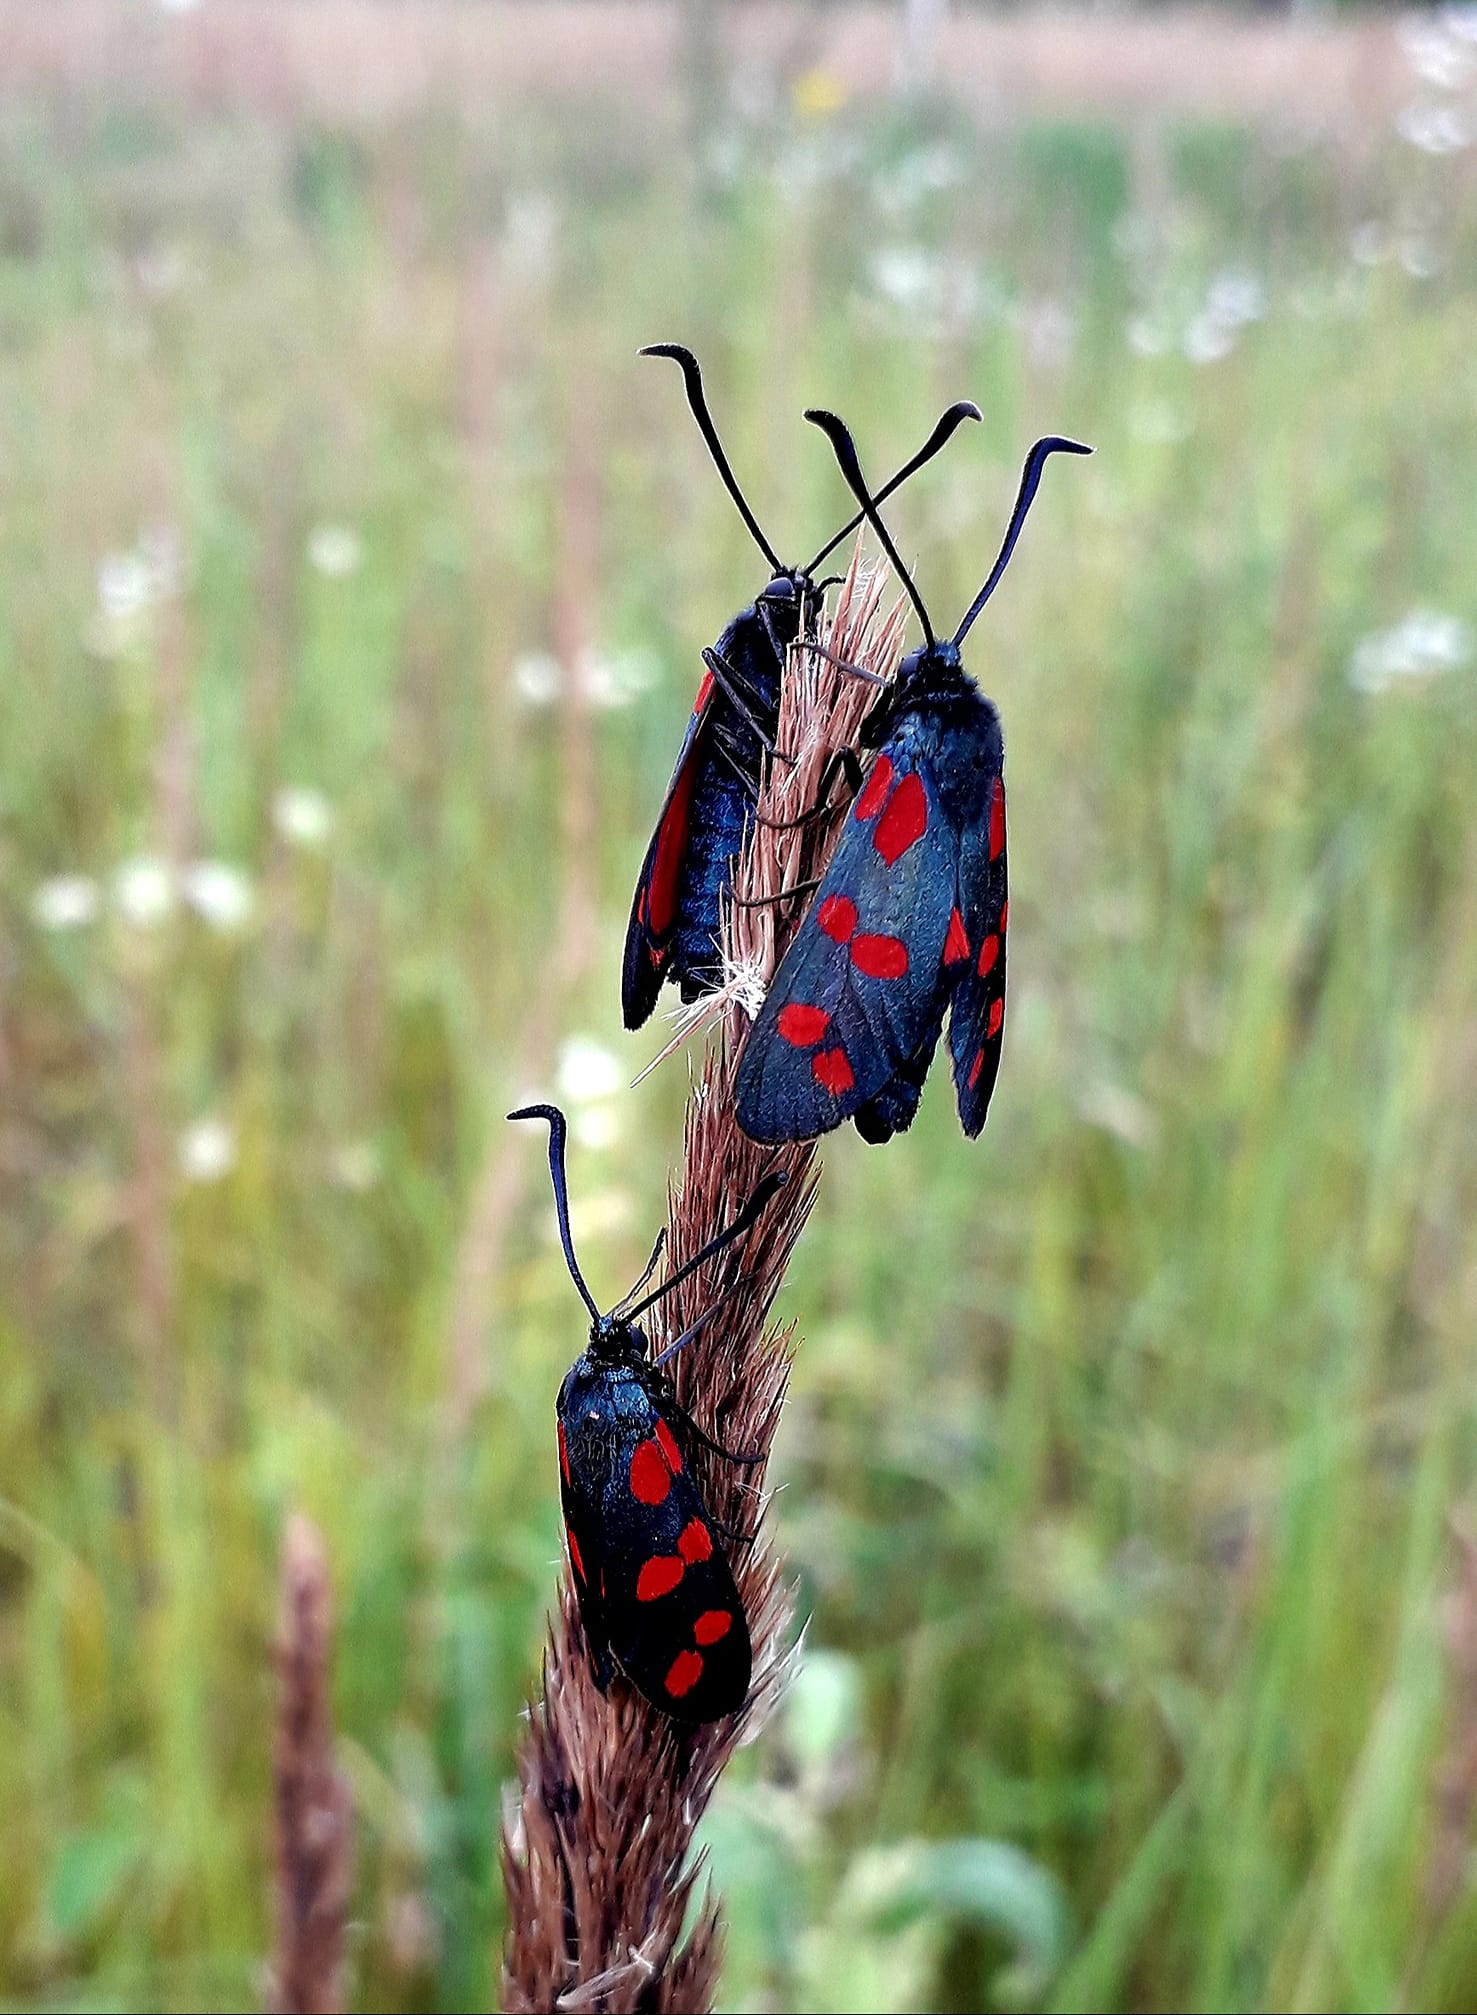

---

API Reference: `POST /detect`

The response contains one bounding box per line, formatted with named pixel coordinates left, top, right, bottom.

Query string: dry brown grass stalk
left=500, top=550, right=904, bottom=2013
left=269, top=1514, right=354, bottom=2015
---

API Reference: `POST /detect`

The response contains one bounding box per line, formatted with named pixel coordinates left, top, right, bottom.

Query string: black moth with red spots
left=736, top=415, right=1090, bottom=1146
left=511, top=1102, right=784, bottom=1723
left=622, top=341, right=980, bottom=1029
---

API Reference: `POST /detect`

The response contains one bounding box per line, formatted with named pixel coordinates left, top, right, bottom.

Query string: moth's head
left=588, top=1310, right=644, bottom=1364
left=757, top=571, right=808, bottom=645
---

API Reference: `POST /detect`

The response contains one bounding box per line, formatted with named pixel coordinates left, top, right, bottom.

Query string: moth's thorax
left=864, top=639, right=990, bottom=747
left=585, top=1312, right=649, bottom=1367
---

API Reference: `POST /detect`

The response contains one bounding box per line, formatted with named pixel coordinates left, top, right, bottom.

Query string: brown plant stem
left=501, top=553, right=903, bottom=2014
left=269, top=1514, right=354, bottom=2015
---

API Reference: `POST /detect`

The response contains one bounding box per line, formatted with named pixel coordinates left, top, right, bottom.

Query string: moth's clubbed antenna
left=806, top=407, right=937, bottom=647
left=642, top=343, right=783, bottom=571
left=500, top=545, right=906, bottom=2014
left=953, top=435, right=1092, bottom=645
left=509, top=1103, right=603, bottom=1322
left=805, top=400, right=982, bottom=574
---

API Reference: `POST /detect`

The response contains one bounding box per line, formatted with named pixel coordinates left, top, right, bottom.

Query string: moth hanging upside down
left=623, top=341, right=980, bottom=1028
left=511, top=1102, right=784, bottom=1722
left=737, top=416, right=1091, bottom=1146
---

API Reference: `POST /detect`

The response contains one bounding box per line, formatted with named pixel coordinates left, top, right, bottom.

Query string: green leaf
left=845, top=1836, right=1071, bottom=2004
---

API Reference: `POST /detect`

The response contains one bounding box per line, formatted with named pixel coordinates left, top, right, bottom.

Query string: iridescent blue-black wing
left=735, top=741, right=958, bottom=1143
left=557, top=1374, right=751, bottom=1722
left=621, top=667, right=717, bottom=1031
left=945, top=765, right=1008, bottom=1137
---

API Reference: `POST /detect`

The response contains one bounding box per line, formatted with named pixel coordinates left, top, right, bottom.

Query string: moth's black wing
left=558, top=1371, right=751, bottom=1722
left=735, top=741, right=956, bottom=1144
left=946, top=760, right=1009, bottom=1137
left=621, top=673, right=716, bottom=1030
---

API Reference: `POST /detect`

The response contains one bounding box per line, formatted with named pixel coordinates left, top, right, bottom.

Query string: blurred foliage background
left=3, top=3, right=1477, bottom=2010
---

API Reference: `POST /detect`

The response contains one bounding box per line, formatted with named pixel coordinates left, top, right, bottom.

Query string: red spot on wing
left=818, top=893, right=858, bottom=942
left=678, top=1518, right=713, bottom=1564
left=812, top=1048, right=855, bottom=1096
left=666, top=1649, right=705, bottom=1699
left=557, top=1421, right=571, bottom=1485
left=851, top=933, right=909, bottom=980
left=968, top=1049, right=985, bottom=1090
left=694, top=1610, right=732, bottom=1646
left=566, top=1525, right=585, bottom=1582
left=989, top=777, right=1006, bottom=861
left=693, top=668, right=715, bottom=713
left=874, top=773, right=928, bottom=864
left=655, top=1418, right=683, bottom=1473
left=944, top=908, right=970, bottom=964
left=778, top=1003, right=831, bottom=1047
left=1000, top=900, right=1009, bottom=931
left=629, top=1440, right=671, bottom=1506
left=977, top=934, right=999, bottom=977
left=853, top=753, right=894, bottom=822
left=636, top=1555, right=685, bottom=1601
left=987, top=998, right=1004, bottom=1038
left=648, top=762, right=696, bottom=938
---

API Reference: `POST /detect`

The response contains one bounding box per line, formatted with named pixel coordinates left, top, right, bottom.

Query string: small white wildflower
left=329, top=1140, right=381, bottom=1192
left=135, top=243, right=196, bottom=299
left=1182, top=311, right=1237, bottom=366
left=1129, top=399, right=1194, bottom=447
left=512, top=653, right=562, bottom=707
left=1399, top=15, right=1474, bottom=88
left=272, top=788, right=334, bottom=850
left=1077, top=1082, right=1158, bottom=1151
left=137, top=523, right=183, bottom=601
left=1350, top=610, right=1475, bottom=694
left=89, top=526, right=183, bottom=656
left=871, top=245, right=939, bottom=315
left=97, top=551, right=154, bottom=627
left=872, top=142, right=967, bottom=216
left=307, top=524, right=362, bottom=579
left=556, top=1035, right=622, bottom=1107
left=772, top=133, right=864, bottom=205
left=113, top=856, right=177, bottom=929
left=1350, top=221, right=1393, bottom=268
left=502, top=193, right=561, bottom=282
left=1445, top=3, right=1477, bottom=43
left=1397, top=101, right=1471, bottom=154
left=581, top=647, right=659, bottom=712
left=1021, top=297, right=1075, bottom=369
left=867, top=245, right=981, bottom=331
left=1400, top=234, right=1445, bottom=280
left=182, top=860, right=255, bottom=933
left=572, top=1103, right=621, bottom=1153
left=1125, top=315, right=1173, bottom=358
left=1205, top=268, right=1266, bottom=327
left=31, top=874, right=101, bottom=931
left=179, top=1118, right=236, bottom=1183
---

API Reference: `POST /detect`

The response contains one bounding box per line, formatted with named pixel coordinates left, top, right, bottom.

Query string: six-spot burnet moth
left=735, top=413, right=1091, bottom=1146
left=622, top=340, right=980, bottom=1029
left=510, top=1101, right=786, bottom=1723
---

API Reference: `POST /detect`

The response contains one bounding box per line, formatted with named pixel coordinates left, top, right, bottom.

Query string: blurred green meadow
left=3, top=7, right=1477, bottom=2011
